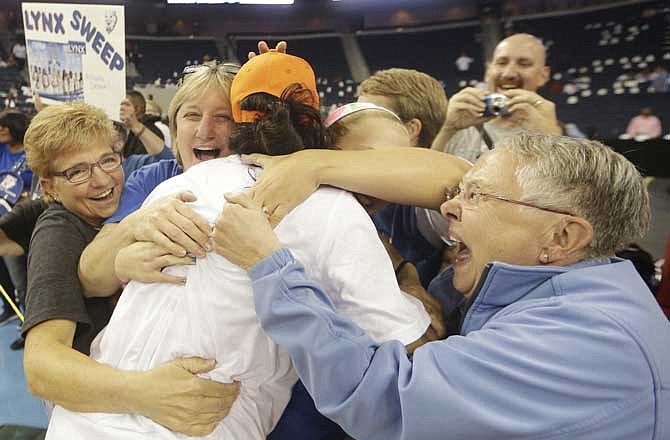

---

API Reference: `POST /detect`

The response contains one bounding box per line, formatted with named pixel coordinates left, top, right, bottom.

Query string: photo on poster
left=27, top=40, right=84, bottom=102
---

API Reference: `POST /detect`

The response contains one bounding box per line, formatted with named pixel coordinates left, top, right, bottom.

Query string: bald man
left=432, top=33, right=561, bottom=162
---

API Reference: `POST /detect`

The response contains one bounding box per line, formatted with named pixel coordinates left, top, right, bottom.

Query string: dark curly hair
left=229, top=83, right=324, bottom=156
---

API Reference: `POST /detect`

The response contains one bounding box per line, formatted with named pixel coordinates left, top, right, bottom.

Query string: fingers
left=224, top=191, right=259, bottom=211
left=115, top=241, right=193, bottom=284
left=247, top=51, right=256, bottom=60
left=453, top=87, right=487, bottom=102
left=138, top=196, right=211, bottom=257
left=175, top=190, right=198, bottom=203
left=147, top=212, right=207, bottom=257
left=149, top=272, right=188, bottom=285
left=165, top=210, right=211, bottom=254
left=137, top=225, right=188, bottom=257
left=267, top=211, right=283, bottom=228
left=258, top=40, right=269, bottom=54
left=505, top=102, right=533, bottom=116
left=159, top=254, right=196, bottom=268
left=196, top=378, right=241, bottom=399
left=176, top=357, right=216, bottom=374
left=452, top=91, right=487, bottom=111
left=450, top=100, right=487, bottom=115
left=240, top=153, right=271, bottom=167
left=275, top=41, right=287, bottom=53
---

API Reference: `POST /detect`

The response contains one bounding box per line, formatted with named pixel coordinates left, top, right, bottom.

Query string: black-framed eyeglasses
left=177, top=61, right=241, bottom=87
left=447, top=185, right=574, bottom=216
left=50, top=152, right=122, bottom=184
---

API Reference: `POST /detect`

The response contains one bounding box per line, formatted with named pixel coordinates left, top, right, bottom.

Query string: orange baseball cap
left=231, top=51, right=319, bottom=123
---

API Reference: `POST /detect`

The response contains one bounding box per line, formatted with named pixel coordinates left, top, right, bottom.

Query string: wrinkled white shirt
left=47, top=155, right=430, bottom=440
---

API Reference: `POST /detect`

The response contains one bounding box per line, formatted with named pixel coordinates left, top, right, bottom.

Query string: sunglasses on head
left=177, top=61, right=240, bottom=87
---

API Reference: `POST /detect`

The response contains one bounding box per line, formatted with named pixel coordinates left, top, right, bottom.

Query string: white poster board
left=21, top=3, right=125, bottom=120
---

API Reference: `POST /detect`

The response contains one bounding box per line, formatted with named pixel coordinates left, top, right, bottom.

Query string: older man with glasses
left=214, top=132, right=669, bottom=440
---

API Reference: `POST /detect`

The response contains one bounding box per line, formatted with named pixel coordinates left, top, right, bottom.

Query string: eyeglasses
left=50, top=152, right=122, bottom=184
left=177, top=61, right=240, bottom=87
left=447, top=185, right=574, bottom=216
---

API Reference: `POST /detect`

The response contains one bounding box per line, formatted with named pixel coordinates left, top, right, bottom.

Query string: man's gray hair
left=499, top=132, right=650, bottom=258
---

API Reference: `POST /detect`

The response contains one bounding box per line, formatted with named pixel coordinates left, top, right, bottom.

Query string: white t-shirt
left=47, top=155, right=430, bottom=440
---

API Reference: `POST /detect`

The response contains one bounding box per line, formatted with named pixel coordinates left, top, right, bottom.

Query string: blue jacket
left=250, top=249, right=670, bottom=440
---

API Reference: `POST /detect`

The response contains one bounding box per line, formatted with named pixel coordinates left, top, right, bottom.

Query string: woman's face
left=41, top=139, right=124, bottom=226
left=175, top=87, right=235, bottom=170
left=440, top=150, right=553, bottom=296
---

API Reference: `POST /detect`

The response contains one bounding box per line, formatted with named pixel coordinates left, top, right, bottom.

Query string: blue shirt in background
left=0, top=144, right=33, bottom=192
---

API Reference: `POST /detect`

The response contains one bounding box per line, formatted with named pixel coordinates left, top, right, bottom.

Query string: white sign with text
left=22, top=2, right=125, bottom=119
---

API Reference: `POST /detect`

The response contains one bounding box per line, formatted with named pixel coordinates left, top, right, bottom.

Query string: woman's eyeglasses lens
left=63, top=153, right=122, bottom=184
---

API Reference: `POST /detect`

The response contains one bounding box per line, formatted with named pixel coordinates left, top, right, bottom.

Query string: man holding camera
left=432, top=33, right=561, bottom=162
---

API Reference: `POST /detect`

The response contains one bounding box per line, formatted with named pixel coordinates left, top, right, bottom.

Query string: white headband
left=323, top=102, right=402, bottom=128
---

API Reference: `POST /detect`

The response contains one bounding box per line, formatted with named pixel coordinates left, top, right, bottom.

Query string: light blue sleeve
left=251, top=248, right=446, bottom=439
left=249, top=249, right=652, bottom=440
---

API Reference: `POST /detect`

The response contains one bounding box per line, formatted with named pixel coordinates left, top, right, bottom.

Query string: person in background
left=432, top=33, right=561, bottom=162
left=650, top=66, right=669, bottom=93
left=121, top=90, right=165, bottom=157
left=625, top=106, right=662, bottom=139
left=0, top=110, right=31, bottom=329
left=0, top=197, right=47, bottom=350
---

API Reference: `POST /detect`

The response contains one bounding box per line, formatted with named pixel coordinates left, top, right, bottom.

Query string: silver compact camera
left=483, top=93, right=509, bottom=117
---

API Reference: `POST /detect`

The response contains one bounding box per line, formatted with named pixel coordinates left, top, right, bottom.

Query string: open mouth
left=497, top=83, right=522, bottom=92
left=450, top=236, right=472, bottom=264
left=193, top=147, right=221, bottom=161
left=90, top=188, right=114, bottom=202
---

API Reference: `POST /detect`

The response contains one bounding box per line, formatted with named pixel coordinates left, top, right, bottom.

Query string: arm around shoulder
left=306, top=148, right=470, bottom=210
